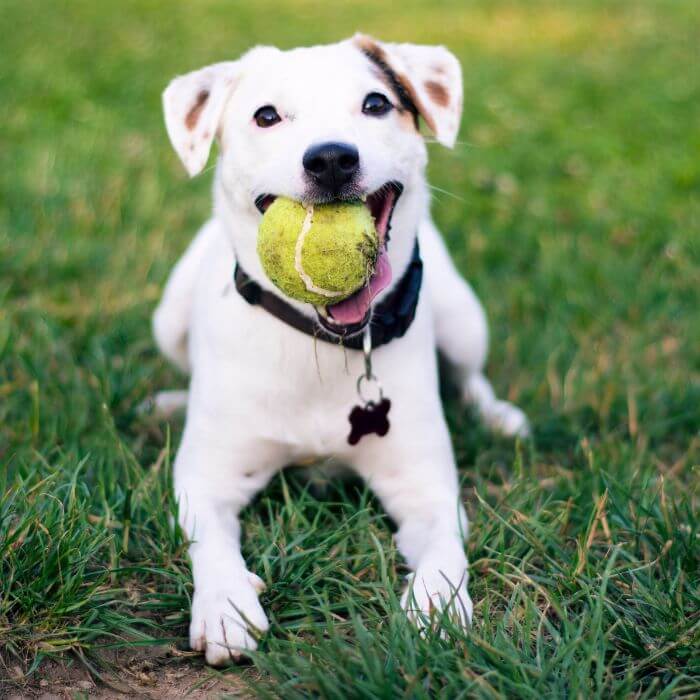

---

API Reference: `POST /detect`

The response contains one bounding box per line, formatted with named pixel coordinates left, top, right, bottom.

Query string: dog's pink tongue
left=328, top=249, right=392, bottom=326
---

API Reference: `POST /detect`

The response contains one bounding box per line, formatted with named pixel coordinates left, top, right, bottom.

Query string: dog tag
left=347, top=327, right=391, bottom=445
left=348, top=397, right=391, bottom=445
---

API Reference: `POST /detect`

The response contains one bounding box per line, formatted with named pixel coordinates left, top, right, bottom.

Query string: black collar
left=234, top=240, right=423, bottom=350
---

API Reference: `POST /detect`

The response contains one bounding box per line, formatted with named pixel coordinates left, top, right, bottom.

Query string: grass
left=1, top=0, right=699, bottom=696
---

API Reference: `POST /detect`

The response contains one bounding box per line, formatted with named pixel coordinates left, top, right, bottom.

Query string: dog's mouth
left=255, top=182, right=403, bottom=337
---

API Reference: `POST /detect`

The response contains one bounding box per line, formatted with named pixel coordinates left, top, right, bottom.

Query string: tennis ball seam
left=293, top=204, right=345, bottom=299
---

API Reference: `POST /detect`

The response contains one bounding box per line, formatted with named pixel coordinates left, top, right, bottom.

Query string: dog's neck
left=213, top=166, right=429, bottom=317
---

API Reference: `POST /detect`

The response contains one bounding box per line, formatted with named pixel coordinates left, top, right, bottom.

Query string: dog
left=153, top=34, right=529, bottom=666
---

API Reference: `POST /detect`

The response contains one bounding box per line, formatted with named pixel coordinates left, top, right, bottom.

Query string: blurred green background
left=1, top=0, right=698, bottom=696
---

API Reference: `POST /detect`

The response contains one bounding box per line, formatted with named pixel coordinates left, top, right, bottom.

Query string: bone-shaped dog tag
left=348, top=397, right=391, bottom=445
left=347, top=327, right=391, bottom=445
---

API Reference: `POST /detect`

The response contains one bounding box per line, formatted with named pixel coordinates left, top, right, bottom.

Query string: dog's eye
left=362, top=92, right=393, bottom=116
left=254, top=105, right=282, bottom=128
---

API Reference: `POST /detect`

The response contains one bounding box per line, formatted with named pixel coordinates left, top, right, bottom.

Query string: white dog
left=153, top=34, right=528, bottom=666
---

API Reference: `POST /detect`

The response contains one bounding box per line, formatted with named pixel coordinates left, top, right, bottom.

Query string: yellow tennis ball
left=257, top=197, right=378, bottom=306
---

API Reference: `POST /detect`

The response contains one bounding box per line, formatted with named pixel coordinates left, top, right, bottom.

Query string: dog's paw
left=401, top=565, right=473, bottom=631
left=480, top=399, right=530, bottom=438
left=189, top=572, right=269, bottom=666
left=462, top=373, right=530, bottom=438
left=138, top=389, right=189, bottom=420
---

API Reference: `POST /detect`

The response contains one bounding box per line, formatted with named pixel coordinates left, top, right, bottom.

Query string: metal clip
left=357, top=325, right=383, bottom=405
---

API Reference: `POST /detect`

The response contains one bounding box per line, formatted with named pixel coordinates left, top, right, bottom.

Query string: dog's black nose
left=303, top=142, right=360, bottom=194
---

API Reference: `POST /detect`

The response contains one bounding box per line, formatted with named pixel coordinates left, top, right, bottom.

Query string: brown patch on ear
left=354, top=35, right=388, bottom=64
left=397, top=69, right=436, bottom=133
left=424, top=80, right=449, bottom=108
left=354, top=37, right=421, bottom=130
left=185, top=90, right=210, bottom=131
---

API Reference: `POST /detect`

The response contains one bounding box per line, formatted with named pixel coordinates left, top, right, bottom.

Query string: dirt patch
left=2, top=646, right=252, bottom=699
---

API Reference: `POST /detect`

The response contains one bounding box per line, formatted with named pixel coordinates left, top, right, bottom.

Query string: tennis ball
left=257, top=197, right=378, bottom=306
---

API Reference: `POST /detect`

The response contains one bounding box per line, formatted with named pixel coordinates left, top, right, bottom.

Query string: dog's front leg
left=174, top=425, right=282, bottom=666
left=349, top=411, right=473, bottom=629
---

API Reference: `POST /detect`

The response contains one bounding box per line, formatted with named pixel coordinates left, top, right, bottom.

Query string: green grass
left=1, top=0, right=699, bottom=696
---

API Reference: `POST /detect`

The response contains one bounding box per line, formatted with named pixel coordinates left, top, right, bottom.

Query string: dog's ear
left=353, top=34, right=463, bottom=148
left=163, top=61, right=241, bottom=177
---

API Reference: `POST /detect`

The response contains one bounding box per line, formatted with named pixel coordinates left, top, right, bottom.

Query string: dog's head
left=163, top=35, right=462, bottom=335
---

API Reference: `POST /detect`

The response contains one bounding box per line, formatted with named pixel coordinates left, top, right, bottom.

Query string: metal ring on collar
left=356, top=373, right=383, bottom=406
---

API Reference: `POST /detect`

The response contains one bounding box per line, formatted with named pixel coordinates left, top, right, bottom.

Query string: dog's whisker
left=424, top=138, right=479, bottom=150
left=427, top=184, right=467, bottom=203
left=199, top=163, right=218, bottom=176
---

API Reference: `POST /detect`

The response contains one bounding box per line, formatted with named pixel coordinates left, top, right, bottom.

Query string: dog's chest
left=200, top=317, right=367, bottom=452
left=266, top=354, right=366, bottom=455
left=190, top=247, right=437, bottom=456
